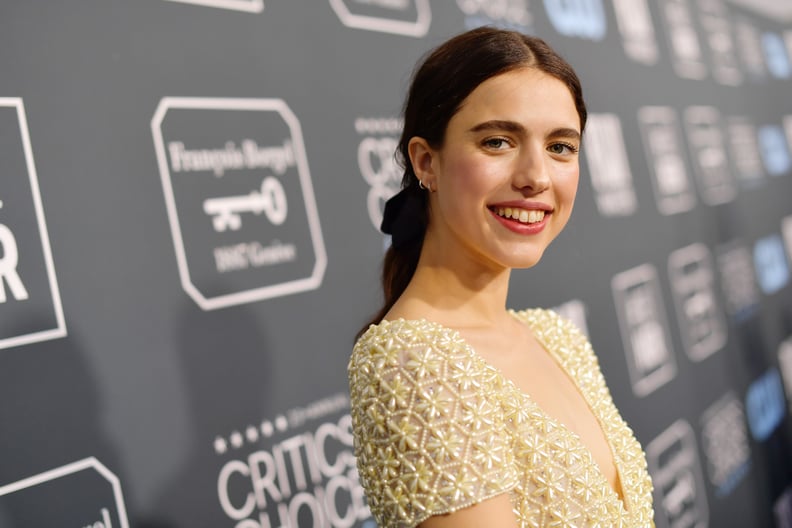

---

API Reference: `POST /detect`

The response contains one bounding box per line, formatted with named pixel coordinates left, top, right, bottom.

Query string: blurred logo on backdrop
left=779, top=337, right=792, bottom=414
left=647, top=420, right=709, bottom=528
left=0, top=458, right=129, bottom=527
left=162, top=0, right=264, bottom=13
left=0, top=98, right=66, bottom=351
left=758, top=124, right=792, bottom=176
left=584, top=113, right=638, bottom=217
left=734, top=16, right=767, bottom=80
left=659, top=0, right=707, bottom=80
left=700, top=392, right=751, bottom=498
left=543, top=0, right=606, bottom=40
left=726, top=116, right=765, bottom=187
left=355, top=117, right=401, bottom=240
left=637, top=106, right=697, bottom=215
left=762, top=32, right=792, bottom=79
left=455, top=0, right=533, bottom=31
left=152, top=97, right=326, bottom=310
left=668, top=243, right=727, bottom=362
left=684, top=106, right=737, bottom=205
left=696, top=0, right=742, bottom=86
left=783, top=215, right=792, bottom=265
left=611, top=0, right=658, bottom=65
left=213, top=394, right=372, bottom=528
left=329, top=0, right=431, bottom=37
left=745, top=368, right=785, bottom=441
left=612, top=264, right=677, bottom=397
left=716, top=240, right=760, bottom=322
left=553, top=298, right=590, bottom=337
left=753, top=234, right=790, bottom=295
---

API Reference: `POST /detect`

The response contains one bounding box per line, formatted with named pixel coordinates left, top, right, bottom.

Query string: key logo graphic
left=152, top=98, right=326, bottom=310
left=762, top=32, right=792, bottom=79
left=612, top=264, right=677, bottom=397
left=0, top=458, right=129, bottom=527
left=758, top=124, right=792, bottom=176
left=746, top=368, right=785, bottom=441
left=0, top=98, right=66, bottom=351
left=668, top=243, right=726, bottom=361
left=638, top=106, right=697, bottom=215
left=329, top=0, right=431, bottom=37
left=647, top=420, right=709, bottom=528
left=355, top=117, right=401, bottom=234
left=734, top=16, right=767, bottom=80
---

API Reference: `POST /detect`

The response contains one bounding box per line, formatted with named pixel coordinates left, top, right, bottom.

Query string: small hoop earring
left=418, top=179, right=426, bottom=190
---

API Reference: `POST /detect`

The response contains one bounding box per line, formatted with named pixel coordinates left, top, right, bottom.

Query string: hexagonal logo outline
left=151, top=97, right=327, bottom=310
left=0, top=457, right=130, bottom=528
left=329, top=0, right=431, bottom=37
left=0, top=97, right=67, bottom=351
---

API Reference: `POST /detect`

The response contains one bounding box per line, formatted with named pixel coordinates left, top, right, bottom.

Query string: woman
left=348, top=27, right=655, bottom=527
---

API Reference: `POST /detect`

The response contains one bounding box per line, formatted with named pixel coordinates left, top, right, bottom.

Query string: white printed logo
left=637, top=106, right=697, bottom=215
left=163, top=0, right=263, bottom=13
left=715, top=240, right=759, bottom=321
left=456, top=0, right=533, bottom=31
left=785, top=116, right=792, bottom=156
left=668, top=243, right=727, bottom=362
left=660, top=0, right=708, bottom=80
left=734, top=16, right=767, bottom=80
left=584, top=113, right=637, bottom=217
left=214, top=394, right=372, bottom=527
left=726, top=116, right=764, bottom=187
left=0, top=98, right=66, bottom=351
left=696, top=0, right=742, bottom=86
left=612, top=264, right=677, bottom=397
left=329, top=0, right=431, bottom=37
left=152, top=97, right=326, bottom=310
left=779, top=337, right=792, bottom=414
left=0, top=457, right=130, bottom=527
left=647, top=420, right=709, bottom=528
left=684, top=106, right=737, bottom=205
left=612, top=0, right=658, bottom=65
left=700, top=393, right=751, bottom=498
left=355, top=117, right=402, bottom=233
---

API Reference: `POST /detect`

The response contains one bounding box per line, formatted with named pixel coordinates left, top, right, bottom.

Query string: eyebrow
left=469, top=120, right=581, bottom=141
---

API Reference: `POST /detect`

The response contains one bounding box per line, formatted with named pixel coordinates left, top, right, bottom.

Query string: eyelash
left=549, top=142, right=579, bottom=154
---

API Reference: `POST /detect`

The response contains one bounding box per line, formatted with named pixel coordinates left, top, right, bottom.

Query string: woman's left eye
left=548, top=142, right=579, bottom=155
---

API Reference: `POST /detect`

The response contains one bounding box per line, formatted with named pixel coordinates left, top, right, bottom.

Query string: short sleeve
left=348, top=320, right=519, bottom=527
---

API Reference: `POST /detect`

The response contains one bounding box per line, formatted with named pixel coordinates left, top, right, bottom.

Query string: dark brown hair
left=358, top=27, right=587, bottom=338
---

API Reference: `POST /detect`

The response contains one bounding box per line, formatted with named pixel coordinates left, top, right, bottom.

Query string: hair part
left=357, top=27, right=587, bottom=339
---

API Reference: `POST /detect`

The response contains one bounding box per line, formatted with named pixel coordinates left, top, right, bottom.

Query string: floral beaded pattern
left=348, top=309, right=655, bottom=527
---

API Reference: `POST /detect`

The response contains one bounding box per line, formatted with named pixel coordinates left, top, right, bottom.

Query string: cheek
left=556, top=164, right=580, bottom=205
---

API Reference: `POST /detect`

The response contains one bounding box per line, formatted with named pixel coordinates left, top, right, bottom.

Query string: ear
left=407, top=136, right=437, bottom=184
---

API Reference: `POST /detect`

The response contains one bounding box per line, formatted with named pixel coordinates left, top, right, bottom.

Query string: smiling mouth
left=490, top=206, right=547, bottom=224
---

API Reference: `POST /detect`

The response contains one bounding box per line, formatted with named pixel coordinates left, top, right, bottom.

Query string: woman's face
left=411, top=67, right=581, bottom=272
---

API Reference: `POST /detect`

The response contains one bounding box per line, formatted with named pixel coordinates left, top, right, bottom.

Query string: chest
left=465, top=333, right=623, bottom=500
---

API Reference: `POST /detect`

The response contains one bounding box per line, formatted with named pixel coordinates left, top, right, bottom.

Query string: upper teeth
left=495, top=207, right=545, bottom=224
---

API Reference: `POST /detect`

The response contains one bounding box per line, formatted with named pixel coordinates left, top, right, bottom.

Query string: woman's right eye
left=482, top=137, right=510, bottom=149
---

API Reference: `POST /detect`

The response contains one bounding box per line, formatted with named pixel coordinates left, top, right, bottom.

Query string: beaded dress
left=348, top=309, right=655, bottom=527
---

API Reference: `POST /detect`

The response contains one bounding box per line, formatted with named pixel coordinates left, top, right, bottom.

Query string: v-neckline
left=382, top=310, right=630, bottom=512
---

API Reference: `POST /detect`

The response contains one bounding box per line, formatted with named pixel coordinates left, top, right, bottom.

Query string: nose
left=513, top=144, right=550, bottom=194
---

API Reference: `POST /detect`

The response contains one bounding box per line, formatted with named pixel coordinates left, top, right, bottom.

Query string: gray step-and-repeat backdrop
left=1, top=1, right=792, bottom=527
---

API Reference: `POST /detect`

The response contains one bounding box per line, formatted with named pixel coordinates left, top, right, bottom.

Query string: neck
left=398, top=235, right=513, bottom=329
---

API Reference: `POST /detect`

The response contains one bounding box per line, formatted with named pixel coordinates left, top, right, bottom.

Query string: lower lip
left=489, top=209, right=550, bottom=235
